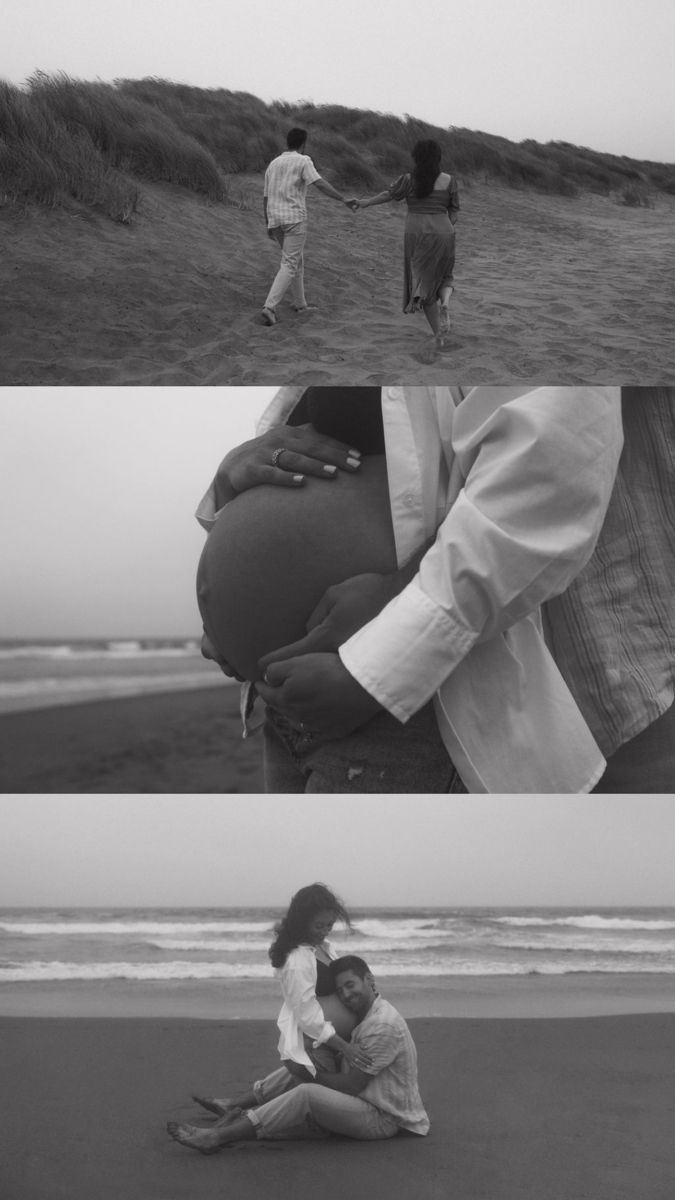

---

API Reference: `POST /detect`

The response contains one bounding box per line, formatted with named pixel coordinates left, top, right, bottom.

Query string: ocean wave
left=349, top=918, right=451, bottom=939
left=145, top=935, right=455, bottom=954
left=3, top=959, right=675, bottom=982
left=493, top=914, right=675, bottom=932
left=0, top=671, right=220, bottom=698
left=0, top=961, right=274, bottom=982
left=498, top=934, right=675, bottom=955
left=0, top=641, right=201, bottom=660
left=0, top=920, right=274, bottom=937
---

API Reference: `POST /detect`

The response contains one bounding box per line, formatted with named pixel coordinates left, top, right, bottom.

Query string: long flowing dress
left=387, top=172, right=460, bottom=312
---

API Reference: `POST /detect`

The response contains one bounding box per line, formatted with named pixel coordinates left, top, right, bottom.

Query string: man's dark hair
left=287, top=128, right=307, bottom=151
left=330, top=954, right=372, bottom=981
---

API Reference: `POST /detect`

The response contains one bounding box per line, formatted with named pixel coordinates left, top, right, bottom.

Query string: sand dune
left=3, top=176, right=674, bottom=385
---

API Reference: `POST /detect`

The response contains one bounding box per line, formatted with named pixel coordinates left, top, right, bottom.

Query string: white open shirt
left=276, top=943, right=337, bottom=1074
left=199, top=386, right=623, bottom=793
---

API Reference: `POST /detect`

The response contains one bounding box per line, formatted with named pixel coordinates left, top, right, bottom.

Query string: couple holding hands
left=261, top=128, right=459, bottom=343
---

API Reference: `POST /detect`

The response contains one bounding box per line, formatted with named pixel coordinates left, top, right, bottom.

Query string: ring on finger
left=271, top=447, right=287, bottom=467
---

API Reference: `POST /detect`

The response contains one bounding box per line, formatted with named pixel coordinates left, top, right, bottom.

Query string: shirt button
left=385, top=388, right=402, bottom=400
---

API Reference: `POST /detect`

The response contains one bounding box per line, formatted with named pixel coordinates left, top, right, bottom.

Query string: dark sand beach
left=3, top=975, right=675, bottom=1200
left=0, top=685, right=263, bottom=793
left=3, top=176, right=674, bottom=385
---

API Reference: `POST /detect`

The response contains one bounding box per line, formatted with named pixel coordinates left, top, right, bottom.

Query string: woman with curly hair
left=356, top=138, right=459, bottom=344
left=191, top=883, right=372, bottom=1119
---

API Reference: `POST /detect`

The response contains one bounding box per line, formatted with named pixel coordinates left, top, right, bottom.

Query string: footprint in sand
left=411, top=340, right=440, bottom=365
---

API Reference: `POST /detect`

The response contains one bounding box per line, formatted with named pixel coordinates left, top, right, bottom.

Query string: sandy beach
left=0, top=685, right=263, bottom=793
left=3, top=176, right=674, bottom=386
left=3, top=975, right=675, bottom=1200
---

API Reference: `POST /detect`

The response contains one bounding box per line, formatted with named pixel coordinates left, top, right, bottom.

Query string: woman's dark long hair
left=411, top=139, right=443, bottom=198
left=268, top=883, right=351, bottom=968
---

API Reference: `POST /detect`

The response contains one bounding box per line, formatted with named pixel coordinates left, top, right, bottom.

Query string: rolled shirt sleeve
left=340, top=387, right=624, bottom=722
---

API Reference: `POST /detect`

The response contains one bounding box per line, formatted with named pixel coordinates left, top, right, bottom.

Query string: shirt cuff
left=339, top=580, right=476, bottom=721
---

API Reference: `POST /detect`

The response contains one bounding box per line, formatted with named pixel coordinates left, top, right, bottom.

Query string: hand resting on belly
left=197, top=455, right=397, bottom=683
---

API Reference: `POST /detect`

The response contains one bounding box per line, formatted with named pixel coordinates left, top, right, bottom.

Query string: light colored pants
left=253, top=1041, right=339, bottom=1104
left=264, top=221, right=307, bottom=311
left=247, top=1082, right=400, bottom=1141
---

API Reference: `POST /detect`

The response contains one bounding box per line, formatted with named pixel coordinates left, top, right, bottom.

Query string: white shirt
left=275, top=943, right=337, bottom=1075
left=264, top=150, right=321, bottom=227
left=198, top=386, right=623, bottom=792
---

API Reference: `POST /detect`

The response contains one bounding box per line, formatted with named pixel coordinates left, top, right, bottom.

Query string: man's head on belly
left=331, top=955, right=378, bottom=1020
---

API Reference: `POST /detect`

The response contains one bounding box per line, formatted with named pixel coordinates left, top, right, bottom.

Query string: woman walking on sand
left=356, top=139, right=459, bottom=344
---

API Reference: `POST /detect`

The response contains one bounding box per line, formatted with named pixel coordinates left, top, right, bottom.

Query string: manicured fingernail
left=349, top=449, right=362, bottom=458
left=293, top=474, right=305, bottom=483
left=346, top=456, right=361, bottom=469
left=323, top=464, right=337, bottom=475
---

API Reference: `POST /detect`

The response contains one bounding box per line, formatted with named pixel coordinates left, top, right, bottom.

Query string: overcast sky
left=4, top=0, right=674, bottom=161
left=0, top=387, right=275, bottom=639
left=1, top=794, right=674, bottom=907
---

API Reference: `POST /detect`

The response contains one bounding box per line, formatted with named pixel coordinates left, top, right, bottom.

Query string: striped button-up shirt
left=351, top=997, right=429, bottom=1135
left=264, top=151, right=321, bottom=227
left=544, top=388, right=675, bottom=757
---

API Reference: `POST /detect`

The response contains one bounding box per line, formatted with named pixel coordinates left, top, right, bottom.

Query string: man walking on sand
left=261, top=128, right=356, bottom=326
left=167, top=956, right=429, bottom=1151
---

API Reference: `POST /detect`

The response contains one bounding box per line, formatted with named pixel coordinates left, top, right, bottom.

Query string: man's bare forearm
left=313, top=177, right=347, bottom=203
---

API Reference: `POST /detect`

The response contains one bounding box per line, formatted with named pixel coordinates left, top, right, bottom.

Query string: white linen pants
left=264, top=221, right=308, bottom=310
left=246, top=1082, right=399, bottom=1140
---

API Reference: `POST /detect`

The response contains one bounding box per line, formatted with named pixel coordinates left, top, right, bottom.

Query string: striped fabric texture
left=545, top=389, right=675, bottom=755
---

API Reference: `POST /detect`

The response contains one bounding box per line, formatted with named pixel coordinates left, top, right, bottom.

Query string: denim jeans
left=263, top=701, right=467, bottom=794
left=264, top=221, right=307, bottom=310
left=246, top=1082, right=400, bottom=1141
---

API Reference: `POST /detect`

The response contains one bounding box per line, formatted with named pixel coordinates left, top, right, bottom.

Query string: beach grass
left=3, top=73, right=675, bottom=384
left=2, top=72, right=673, bottom=224
left=0, top=72, right=227, bottom=221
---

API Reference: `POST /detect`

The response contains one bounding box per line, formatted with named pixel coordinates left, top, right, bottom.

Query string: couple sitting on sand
left=260, top=128, right=459, bottom=347
left=167, top=884, right=428, bottom=1153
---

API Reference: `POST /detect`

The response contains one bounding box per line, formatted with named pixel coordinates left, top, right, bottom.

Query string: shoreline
left=3, top=972, right=675, bottom=1019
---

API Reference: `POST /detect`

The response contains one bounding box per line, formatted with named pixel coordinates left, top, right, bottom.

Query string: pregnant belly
left=197, top=455, right=397, bottom=682
left=318, top=992, right=358, bottom=1039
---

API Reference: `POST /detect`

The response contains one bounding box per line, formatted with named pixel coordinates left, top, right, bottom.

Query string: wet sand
left=0, top=684, right=263, bottom=793
left=2, top=1002, right=674, bottom=1200
left=3, top=177, right=674, bottom=385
